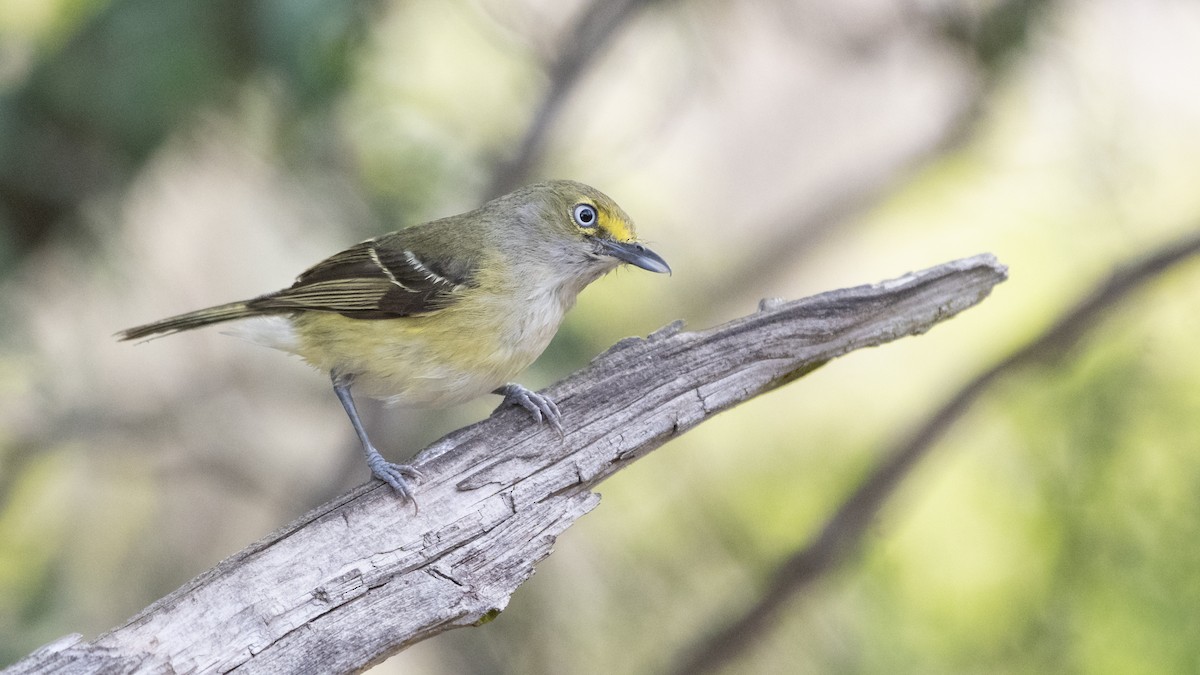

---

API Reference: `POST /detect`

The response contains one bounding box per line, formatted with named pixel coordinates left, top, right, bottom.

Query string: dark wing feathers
left=290, top=245, right=381, bottom=285
left=248, top=238, right=475, bottom=320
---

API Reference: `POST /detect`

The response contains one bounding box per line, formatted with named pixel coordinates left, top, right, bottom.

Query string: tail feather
left=118, top=301, right=259, bottom=341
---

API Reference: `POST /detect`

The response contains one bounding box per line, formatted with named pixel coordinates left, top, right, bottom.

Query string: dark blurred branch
left=939, top=0, right=1054, bottom=71
left=487, top=0, right=665, bottom=197
left=670, top=229, right=1200, bottom=675
left=6, top=255, right=1006, bottom=675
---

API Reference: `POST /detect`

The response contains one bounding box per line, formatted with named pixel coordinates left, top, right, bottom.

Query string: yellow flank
left=291, top=267, right=575, bottom=407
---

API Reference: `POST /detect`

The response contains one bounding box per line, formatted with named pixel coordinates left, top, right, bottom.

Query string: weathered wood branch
left=671, top=228, right=1200, bottom=675
left=7, top=254, right=1007, bottom=675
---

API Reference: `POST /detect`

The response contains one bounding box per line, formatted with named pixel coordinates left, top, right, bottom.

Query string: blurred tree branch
left=6, top=255, right=1005, bottom=675
left=487, top=0, right=670, bottom=197
left=671, top=228, right=1200, bottom=675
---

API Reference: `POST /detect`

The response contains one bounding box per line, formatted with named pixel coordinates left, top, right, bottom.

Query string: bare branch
left=6, top=255, right=1007, bottom=675
left=671, top=229, right=1200, bottom=675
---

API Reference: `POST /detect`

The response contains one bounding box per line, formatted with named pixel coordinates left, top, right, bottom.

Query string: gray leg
left=332, top=371, right=424, bottom=502
left=493, top=383, right=563, bottom=434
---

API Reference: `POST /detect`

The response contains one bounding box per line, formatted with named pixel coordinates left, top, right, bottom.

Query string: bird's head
left=495, top=180, right=671, bottom=286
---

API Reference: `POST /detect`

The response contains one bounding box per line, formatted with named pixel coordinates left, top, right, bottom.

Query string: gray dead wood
left=6, top=254, right=1007, bottom=675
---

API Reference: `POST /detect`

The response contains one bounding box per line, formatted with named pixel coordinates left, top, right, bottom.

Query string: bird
left=118, top=180, right=670, bottom=502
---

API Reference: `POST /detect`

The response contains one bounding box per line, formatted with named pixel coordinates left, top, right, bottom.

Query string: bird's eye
left=573, top=203, right=598, bottom=229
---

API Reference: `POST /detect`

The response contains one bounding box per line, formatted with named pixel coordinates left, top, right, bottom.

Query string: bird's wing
left=249, top=235, right=476, bottom=319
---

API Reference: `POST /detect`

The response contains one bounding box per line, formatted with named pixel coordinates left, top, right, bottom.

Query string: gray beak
left=600, top=240, right=671, bottom=275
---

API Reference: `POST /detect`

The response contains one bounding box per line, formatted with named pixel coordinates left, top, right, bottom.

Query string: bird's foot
left=494, top=383, right=563, bottom=434
left=365, top=448, right=425, bottom=504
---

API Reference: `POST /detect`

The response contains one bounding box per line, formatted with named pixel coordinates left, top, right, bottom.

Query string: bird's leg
left=493, top=383, right=563, bottom=434
left=331, top=371, right=425, bottom=502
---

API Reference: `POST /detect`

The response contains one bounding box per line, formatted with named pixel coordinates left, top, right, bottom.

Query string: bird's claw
left=495, top=383, right=563, bottom=434
left=366, top=451, right=424, bottom=505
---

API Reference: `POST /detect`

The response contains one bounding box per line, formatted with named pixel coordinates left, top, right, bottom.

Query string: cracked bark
left=5, top=255, right=1007, bottom=675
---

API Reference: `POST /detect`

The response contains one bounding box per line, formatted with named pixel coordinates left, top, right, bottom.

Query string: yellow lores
left=119, top=180, right=670, bottom=501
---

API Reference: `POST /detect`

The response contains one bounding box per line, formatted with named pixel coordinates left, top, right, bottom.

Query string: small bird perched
left=119, top=180, right=670, bottom=501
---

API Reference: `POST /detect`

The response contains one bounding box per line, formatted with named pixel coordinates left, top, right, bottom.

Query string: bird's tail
left=117, top=301, right=260, bottom=341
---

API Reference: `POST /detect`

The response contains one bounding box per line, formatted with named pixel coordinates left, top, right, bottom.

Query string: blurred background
left=3, top=0, right=1200, bottom=672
